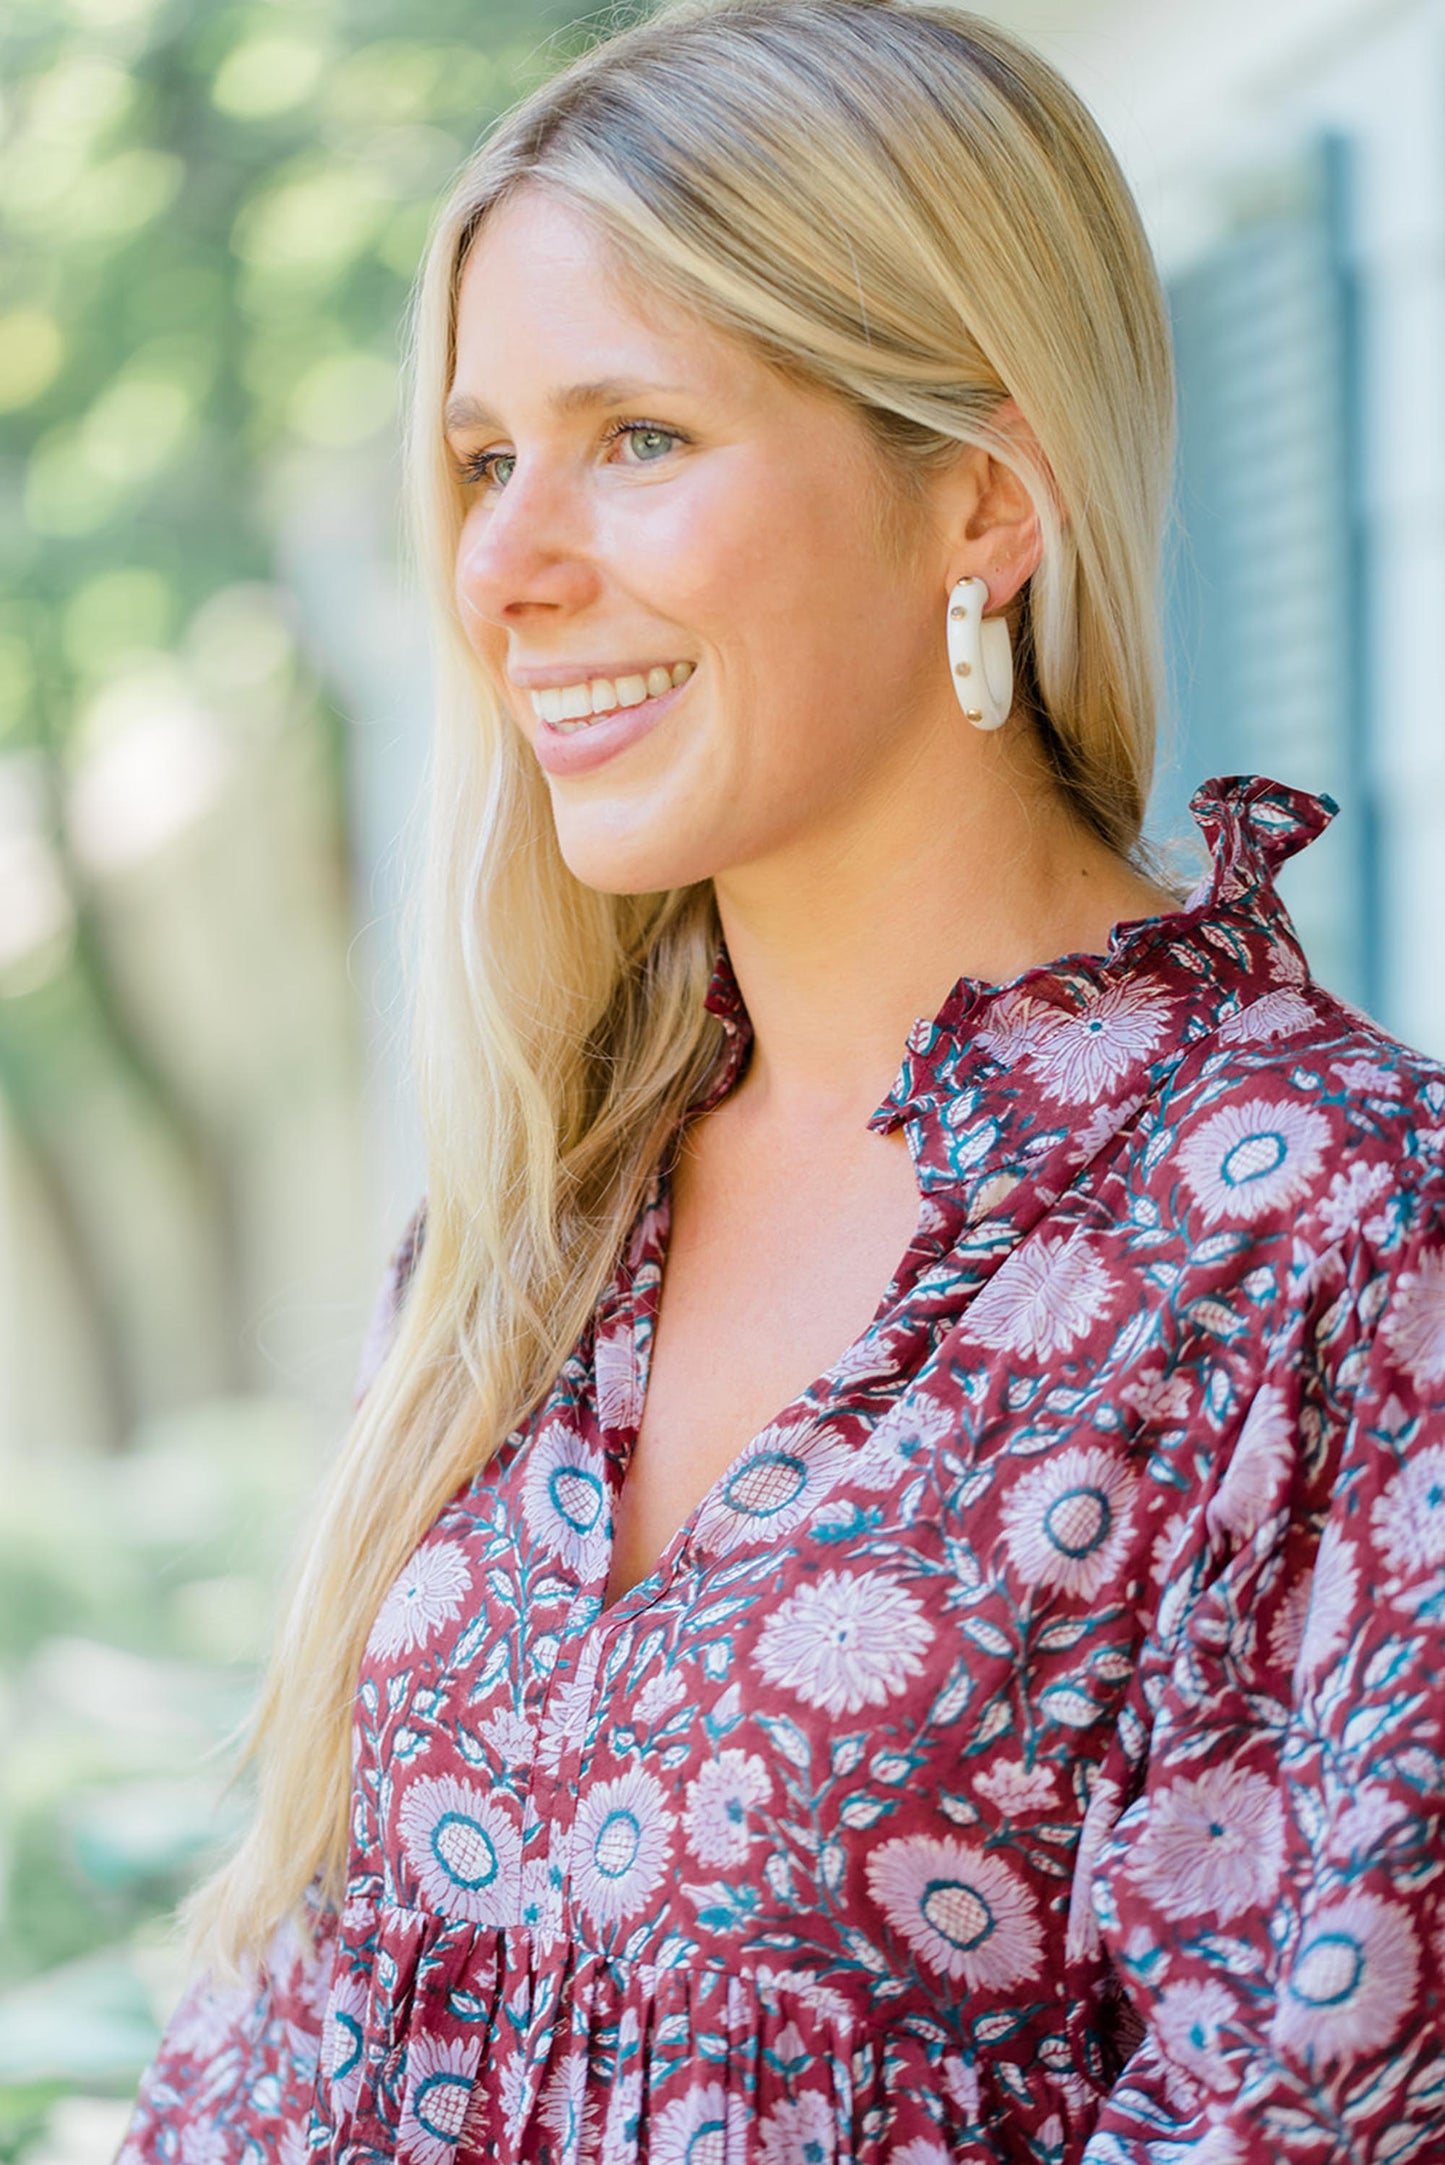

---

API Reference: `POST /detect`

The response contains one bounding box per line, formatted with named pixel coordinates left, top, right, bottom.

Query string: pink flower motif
left=1296, top=1525, right=1359, bottom=1676
left=683, top=1750, right=772, bottom=1868
left=1328, top=1784, right=1410, bottom=1863
left=692, top=1424, right=852, bottom=1556
left=1268, top=1571, right=1312, bottom=1672
left=480, top=1706, right=534, bottom=1769
left=1000, top=1444, right=1138, bottom=1601
left=888, top=2143, right=953, bottom=2165
left=968, top=1235, right=1117, bottom=1361
left=1207, top=1385, right=1295, bottom=1542
left=1177, top=1098, right=1331, bottom=1226
left=1150, top=1510, right=1192, bottom=1586
left=572, top=1766, right=673, bottom=1930
left=1216, top=989, right=1316, bottom=1045
left=276, top=2128, right=308, bottom=2165
left=397, top=2033, right=482, bottom=2165
left=1381, top=1252, right=1445, bottom=1392
left=973, top=989, right=1050, bottom=1066
left=633, top=1665, right=688, bottom=1726
left=754, top=1570, right=934, bottom=1717
left=539, top=2049, right=596, bottom=2155
left=1073, top=1092, right=1148, bottom=1160
left=1317, top=1160, right=1394, bottom=1245
left=1127, top=1763, right=1285, bottom=1922
left=521, top=1420, right=611, bottom=1574
left=320, top=1968, right=370, bottom=2114
left=1013, top=982, right=1173, bottom=1101
left=851, top=1394, right=957, bottom=1492
left=973, top=1760, right=1059, bottom=1816
left=1271, top=1892, right=1420, bottom=2062
left=367, top=1541, right=471, bottom=1661
left=495, top=2046, right=532, bottom=2141
left=866, top=1835, right=1043, bottom=1990
left=594, top=1325, right=642, bottom=1430
left=178, top=2129, right=229, bottom=2165
left=758, top=2091, right=837, bottom=2164
left=1065, top=1774, right=1121, bottom=1962
left=164, top=1975, right=258, bottom=2060
left=600, top=2071, right=644, bottom=2165
left=1153, top=1977, right=1240, bottom=2095
left=1371, top=1445, right=1445, bottom=1578
left=752, top=1967, right=855, bottom=2021
left=650, top=2084, right=749, bottom=2165
left=396, top=1775, right=522, bottom=1925
left=1268, top=941, right=1309, bottom=987
left=1332, top=1057, right=1401, bottom=1097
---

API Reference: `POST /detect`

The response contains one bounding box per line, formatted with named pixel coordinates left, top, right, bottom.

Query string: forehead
left=452, top=187, right=735, bottom=397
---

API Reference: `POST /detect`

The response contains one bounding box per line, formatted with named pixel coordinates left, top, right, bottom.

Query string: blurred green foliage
left=0, top=0, right=584, bottom=1444
left=0, top=0, right=595, bottom=2154
left=0, top=1400, right=323, bottom=2157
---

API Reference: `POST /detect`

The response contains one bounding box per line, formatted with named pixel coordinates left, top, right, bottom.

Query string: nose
left=453, top=464, right=602, bottom=637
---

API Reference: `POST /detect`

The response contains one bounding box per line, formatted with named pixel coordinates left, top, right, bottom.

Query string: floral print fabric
left=121, top=777, right=1445, bottom=2164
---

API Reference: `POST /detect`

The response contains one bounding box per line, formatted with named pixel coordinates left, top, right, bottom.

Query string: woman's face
left=449, top=186, right=964, bottom=896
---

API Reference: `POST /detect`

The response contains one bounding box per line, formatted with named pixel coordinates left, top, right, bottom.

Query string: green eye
left=613, top=421, right=682, bottom=464
left=460, top=448, right=515, bottom=490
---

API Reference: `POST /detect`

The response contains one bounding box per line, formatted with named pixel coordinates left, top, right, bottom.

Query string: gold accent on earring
left=954, top=661, right=972, bottom=677
left=961, top=708, right=984, bottom=722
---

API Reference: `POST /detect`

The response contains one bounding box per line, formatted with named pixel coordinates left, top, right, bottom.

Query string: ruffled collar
left=696, top=775, right=1337, bottom=1197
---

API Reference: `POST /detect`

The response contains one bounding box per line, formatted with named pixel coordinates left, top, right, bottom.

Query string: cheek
left=605, top=449, right=842, bottom=627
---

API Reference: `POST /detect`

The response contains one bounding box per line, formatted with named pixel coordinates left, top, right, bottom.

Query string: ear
left=938, top=398, right=1047, bottom=611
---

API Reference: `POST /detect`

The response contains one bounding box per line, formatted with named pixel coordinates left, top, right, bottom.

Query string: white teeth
left=528, top=662, right=694, bottom=729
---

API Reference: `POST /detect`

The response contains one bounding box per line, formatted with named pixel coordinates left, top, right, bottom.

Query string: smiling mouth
left=528, top=661, right=695, bottom=732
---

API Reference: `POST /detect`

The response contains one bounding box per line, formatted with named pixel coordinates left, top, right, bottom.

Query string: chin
left=550, top=805, right=729, bottom=898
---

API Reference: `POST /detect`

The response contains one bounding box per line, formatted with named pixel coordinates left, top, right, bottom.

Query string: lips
left=524, top=666, right=694, bottom=779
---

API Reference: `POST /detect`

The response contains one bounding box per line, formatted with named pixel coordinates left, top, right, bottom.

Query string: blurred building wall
left=1013, top=0, right=1445, bottom=1054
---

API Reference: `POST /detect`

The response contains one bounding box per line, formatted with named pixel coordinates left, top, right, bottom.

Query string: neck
left=712, top=730, right=1169, bottom=1130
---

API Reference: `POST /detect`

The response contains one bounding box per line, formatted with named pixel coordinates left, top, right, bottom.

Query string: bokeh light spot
left=67, top=148, right=184, bottom=240
left=212, top=36, right=328, bottom=120
left=232, top=164, right=389, bottom=282
left=185, top=585, right=296, bottom=697
left=0, top=310, right=65, bottom=411
left=288, top=351, right=396, bottom=447
left=63, top=569, right=176, bottom=676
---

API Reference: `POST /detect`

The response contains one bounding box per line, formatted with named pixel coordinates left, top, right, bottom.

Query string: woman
left=120, top=1, right=1445, bottom=2159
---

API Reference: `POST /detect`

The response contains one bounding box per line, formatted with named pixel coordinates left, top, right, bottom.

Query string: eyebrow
left=443, top=379, right=692, bottom=434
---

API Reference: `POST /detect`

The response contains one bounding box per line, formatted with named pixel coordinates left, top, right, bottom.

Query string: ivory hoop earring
left=947, top=576, right=1014, bottom=731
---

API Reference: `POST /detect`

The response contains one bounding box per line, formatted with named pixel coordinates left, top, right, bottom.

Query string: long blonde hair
left=189, top=0, right=1176, bottom=1969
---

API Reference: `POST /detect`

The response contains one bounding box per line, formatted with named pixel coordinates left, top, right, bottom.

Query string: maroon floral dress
left=120, top=777, right=1445, bottom=2165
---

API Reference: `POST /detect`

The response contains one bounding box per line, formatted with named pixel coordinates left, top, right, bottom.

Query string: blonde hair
left=188, top=0, right=1176, bottom=1969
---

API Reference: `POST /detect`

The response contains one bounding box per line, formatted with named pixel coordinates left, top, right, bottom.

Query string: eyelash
left=458, top=418, right=686, bottom=491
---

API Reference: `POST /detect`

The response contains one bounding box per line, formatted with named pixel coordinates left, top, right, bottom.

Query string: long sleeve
left=117, top=1904, right=339, bottom=2164
left=1085, top=1204, right=1445, bottom=2160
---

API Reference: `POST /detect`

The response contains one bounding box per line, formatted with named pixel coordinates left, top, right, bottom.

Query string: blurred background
left=0, top=0, right=1441, bottom=2156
